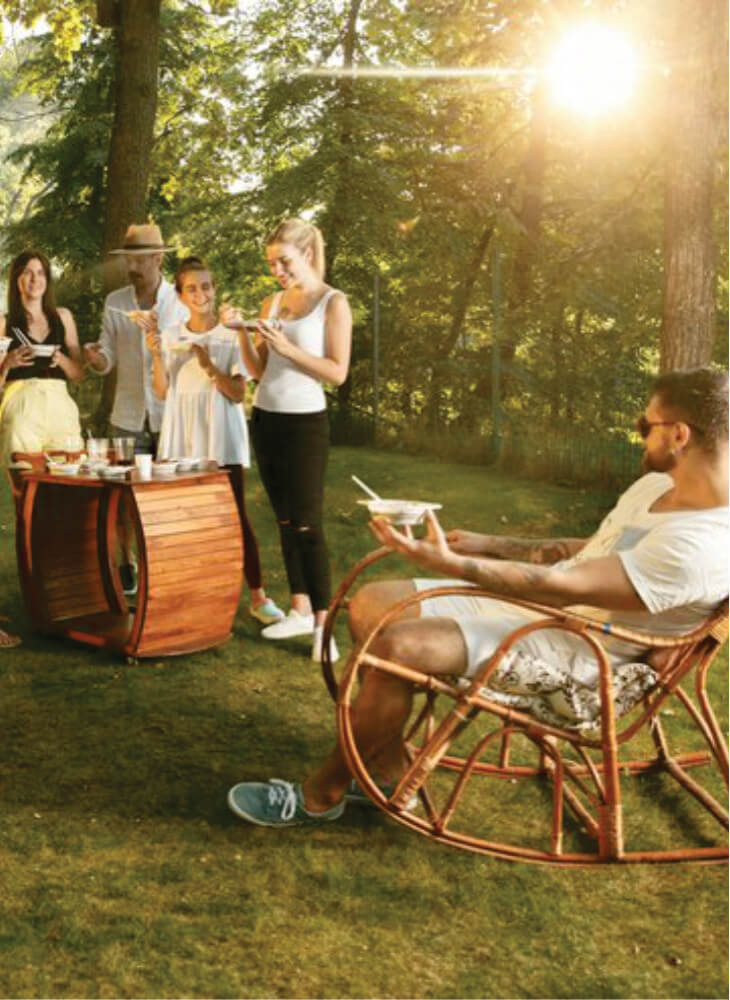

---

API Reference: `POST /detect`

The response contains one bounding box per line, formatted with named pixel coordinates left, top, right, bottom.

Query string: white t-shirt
left=157, top=322, right=250, bottom=466
left=565, top=472, right=729, bottom=654
left=417, top=472, right=729, bottom=673
left=253, top=289, right=338, bottom=414
left=97, top=279, right=189, bottom=432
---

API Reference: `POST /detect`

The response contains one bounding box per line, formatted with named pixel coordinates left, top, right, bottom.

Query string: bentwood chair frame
left=321, top=549, right=729, bottom=865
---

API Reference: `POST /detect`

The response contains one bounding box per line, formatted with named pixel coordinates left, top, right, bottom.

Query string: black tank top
left=6, top=311, right=68, bottom=382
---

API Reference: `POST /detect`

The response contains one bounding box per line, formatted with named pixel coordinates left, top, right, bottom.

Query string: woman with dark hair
left=145, top=255, right=284, bottom=626
left=223, top=218, right=353, bottom=663
left=0, top=250, right=83, bottom=466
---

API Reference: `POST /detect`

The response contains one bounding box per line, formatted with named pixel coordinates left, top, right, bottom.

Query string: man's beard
left=642, top=449, right=677, bottom=474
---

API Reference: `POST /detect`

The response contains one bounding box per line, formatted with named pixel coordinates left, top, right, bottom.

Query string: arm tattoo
left=484, top=537, right=585, bottom=565
left=461, top=557, right=552, bottom=598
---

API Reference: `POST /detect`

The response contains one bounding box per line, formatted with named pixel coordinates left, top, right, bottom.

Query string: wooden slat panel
left=145, top=585, right=241, bottom=613
left=144, top=532, right=240, bottom=559
left=44, top=573, right=108, bottom=598
left=133, top=482, right=230, bottom=508
left=143, top=513, right=238, bottom=538
left=137, top=501, right=235, bottom=526
left=147, top=557, right=242, bottom=586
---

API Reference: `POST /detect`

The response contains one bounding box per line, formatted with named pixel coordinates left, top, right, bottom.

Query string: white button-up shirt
left=94, top=278, right=189, bottom=432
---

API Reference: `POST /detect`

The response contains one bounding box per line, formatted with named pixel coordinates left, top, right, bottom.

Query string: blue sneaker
left=345, top=778, right=418, bottom=812
left=249, top=598, right=285, bottom=625
left=227, top=778, right=345, bottom=827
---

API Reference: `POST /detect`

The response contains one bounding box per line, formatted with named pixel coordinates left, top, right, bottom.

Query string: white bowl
left=32, top=343, right=57, bottom=358
left=99, top=465, right=130, bottom=479
left=49, top=463, right=80, bottom=476
left=174, top=457, right=198, bottom=472
left=0, top=337, right=11, bottom=355
left=152, top=462, right=178, bottom=479
left=357, top=498, right=443, bottom=526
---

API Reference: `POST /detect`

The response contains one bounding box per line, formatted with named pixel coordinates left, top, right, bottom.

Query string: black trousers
left=223, top=464, right=262, bottom=592
left=250, top=407, right=331, bottom=612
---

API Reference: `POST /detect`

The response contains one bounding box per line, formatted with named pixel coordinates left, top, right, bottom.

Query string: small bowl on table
left=151, top=461, right=178, bottom=480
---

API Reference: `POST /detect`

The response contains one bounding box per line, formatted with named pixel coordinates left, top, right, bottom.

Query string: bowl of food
left=152, top=461, right=178, bottom=479
left=357, top=498, right=442, bottom=526
left=0, top=337, right=12, bottom=356
left=174, top=457, right=198, bottom=473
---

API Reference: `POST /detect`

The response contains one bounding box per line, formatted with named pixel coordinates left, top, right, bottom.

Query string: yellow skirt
left=0, top=379, right=82, bottom=465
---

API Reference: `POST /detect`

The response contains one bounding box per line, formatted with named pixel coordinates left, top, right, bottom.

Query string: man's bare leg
left=302, top=614, right=467, bottom=811
left=347, top=579, right=422, bottom=643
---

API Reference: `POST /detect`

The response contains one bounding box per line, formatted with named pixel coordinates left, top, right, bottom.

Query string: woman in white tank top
left=223, top=218, right=352, bottom=663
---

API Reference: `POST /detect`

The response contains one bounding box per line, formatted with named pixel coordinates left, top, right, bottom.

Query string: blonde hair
left=265, top=218, right=326, bottom=279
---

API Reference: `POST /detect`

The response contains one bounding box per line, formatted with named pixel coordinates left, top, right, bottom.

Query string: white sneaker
left=311, top=626, right=340, bottom=664
left=261, top=609, right=315, bottom=639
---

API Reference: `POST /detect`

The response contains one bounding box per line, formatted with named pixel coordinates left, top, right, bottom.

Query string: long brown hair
left=6, top=250, right=59, bottom=332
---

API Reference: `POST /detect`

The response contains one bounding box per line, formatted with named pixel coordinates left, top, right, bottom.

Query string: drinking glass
left=87, top=437, right=109, bottom=465
left=112, top=436, right=135, bottom=466
left=64, top=435, right=84, bottom=462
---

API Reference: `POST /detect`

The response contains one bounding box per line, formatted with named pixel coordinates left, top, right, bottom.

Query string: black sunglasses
left=635, top=416, right=703, bottom=439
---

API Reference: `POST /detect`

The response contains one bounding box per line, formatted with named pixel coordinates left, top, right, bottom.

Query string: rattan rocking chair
left=321, top=550, right=728, bottom=865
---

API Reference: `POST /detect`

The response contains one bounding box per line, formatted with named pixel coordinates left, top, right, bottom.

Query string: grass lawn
left=0, top=445, right=726, bottom=999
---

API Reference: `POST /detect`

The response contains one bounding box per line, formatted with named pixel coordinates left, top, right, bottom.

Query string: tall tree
left=660, top=0, right=727, bottom=371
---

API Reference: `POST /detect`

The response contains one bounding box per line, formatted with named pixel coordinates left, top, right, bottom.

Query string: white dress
left=157, top=322, right=250, bottom=466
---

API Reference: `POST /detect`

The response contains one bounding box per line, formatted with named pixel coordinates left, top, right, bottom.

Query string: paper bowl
left=152, top=461, right=178, bottom=479
left=32, top=343, right=57, bottom=358
left=48, top=463, right=80, bottom=476
left=0, top=337, right=11, bottom=355
left=357, top=498, right=442, bottom=526
left=99, top=465, right=130, bottom=479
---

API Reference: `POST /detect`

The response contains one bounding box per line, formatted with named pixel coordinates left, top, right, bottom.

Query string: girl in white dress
left=147, top=256, right=283, bottom=626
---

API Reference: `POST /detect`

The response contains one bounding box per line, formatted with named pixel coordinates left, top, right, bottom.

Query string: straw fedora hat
left=109, top=223, right=174, bottom=255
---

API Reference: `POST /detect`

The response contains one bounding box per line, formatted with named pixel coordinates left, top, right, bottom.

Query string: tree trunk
left=502, top=83, right=547, bottom=375
left=320, top=0, right=362, bottom=413
left=660, top=0, right=725, bottom=372
left=424, top=222, right=494, bottom=430
left=94, top=0, right=162, bottom=427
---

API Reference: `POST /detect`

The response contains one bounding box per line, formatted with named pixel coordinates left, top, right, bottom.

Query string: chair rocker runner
left=323, top=552, right=728, bottom=866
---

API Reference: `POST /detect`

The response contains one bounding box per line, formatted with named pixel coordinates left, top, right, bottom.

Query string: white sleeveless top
left=253, top=289, right=338, bottom=414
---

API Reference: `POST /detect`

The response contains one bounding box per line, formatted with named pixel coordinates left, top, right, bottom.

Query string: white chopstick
left=11, top=326, right=33, bottom=348
left=351, top=475, right=382, bottom=501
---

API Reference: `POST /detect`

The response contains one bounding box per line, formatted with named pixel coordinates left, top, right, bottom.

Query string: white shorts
left=412, top=579, right=655, bottom=731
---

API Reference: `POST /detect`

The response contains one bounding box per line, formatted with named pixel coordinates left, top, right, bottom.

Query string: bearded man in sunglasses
left=228, top=366, right=728, bottom=829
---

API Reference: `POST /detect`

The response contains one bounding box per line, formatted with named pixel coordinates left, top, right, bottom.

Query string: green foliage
left=0, top=0, right=727, bottom=443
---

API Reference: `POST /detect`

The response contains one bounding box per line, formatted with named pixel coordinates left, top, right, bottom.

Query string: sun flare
left=547, top=24, right=637, bottom=116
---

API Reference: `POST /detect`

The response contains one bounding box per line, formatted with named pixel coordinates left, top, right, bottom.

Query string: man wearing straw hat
left=85, top=223, right=188, bottom=593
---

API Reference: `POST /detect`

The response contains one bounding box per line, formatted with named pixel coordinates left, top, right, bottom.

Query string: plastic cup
left=134, top=454, right=152, bottom=479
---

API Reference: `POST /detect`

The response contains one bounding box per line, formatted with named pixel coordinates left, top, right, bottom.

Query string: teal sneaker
left=249, top=598, right=285, bottom=625
left=345, top=778, right=418, bottom=812
left=227, top=778, right=345, bottom=827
